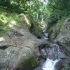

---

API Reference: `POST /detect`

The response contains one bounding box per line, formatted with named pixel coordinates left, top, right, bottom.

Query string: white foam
left=42, top=58, right=59, bottom=70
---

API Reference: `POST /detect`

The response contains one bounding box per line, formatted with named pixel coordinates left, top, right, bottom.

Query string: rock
left=0, top=46, right=19, bottom=69
left=0, top=50, right=9, bottom=69
left=5, top=46, right=19, bottom=58
left=34, top=67, right=43, bottom=70
left=0, top=50, right=7, bottom=63
left=0, top=13, right=49, bottom=69
left=8, top=38, right=46, bottom=69
left=20, top=13, right=31, bottom=29
left=0, top=37, right=8, bottom=49
left=9, top=47, right=35, bottom=69
left=47, top=26, right=58, bottom=40
left=55, top=18, right=70, bottom=56
left=0, top=16, right=46, bottom=69
left=55, top=58, right=70, bottom=70
left=30, top=20, right=43, bottom=37
left=34, top=43, right=70, bottom=70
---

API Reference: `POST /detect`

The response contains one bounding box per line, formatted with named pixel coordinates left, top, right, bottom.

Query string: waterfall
left=41, top=44, right=60, bottom=70
left=42, top=58, right=60, bottom=70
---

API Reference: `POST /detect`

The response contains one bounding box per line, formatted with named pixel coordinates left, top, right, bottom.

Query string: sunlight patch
left=9, top=20, right=17, bottom=27
left=39, top=0, right=48, bottom=5
left=0, top=37, right=5, bottom=41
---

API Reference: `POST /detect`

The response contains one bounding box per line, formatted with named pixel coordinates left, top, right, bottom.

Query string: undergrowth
left=0, top=7, right=21, bottom=36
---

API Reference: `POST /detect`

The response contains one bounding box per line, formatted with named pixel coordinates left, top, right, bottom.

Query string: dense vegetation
left=0, top=0, right=70, bottom=36
left=46, top=0, right=70, bottom=28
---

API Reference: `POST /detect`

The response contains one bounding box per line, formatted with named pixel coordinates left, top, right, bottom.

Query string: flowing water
left=37, top=24, right=59, bottom=70
left=34, top=23, right=70, bottom=70
left=39, top=23, right=48, bottom=40
left=42, top=58, right=59, bottom=70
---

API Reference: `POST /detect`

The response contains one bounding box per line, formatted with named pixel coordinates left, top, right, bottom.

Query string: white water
left=42, top=58, right=59, bottom=70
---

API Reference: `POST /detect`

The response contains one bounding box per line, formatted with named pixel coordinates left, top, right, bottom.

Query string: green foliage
left=46, top=0, right=70, bottom=29
left=0, top=8, right=21, bottom=36
left=47, top=10, right=61, bottom=28
left=0, top=0, right=70, bottom=23
left=29, top=0, right=43, bottom=21
left=47, top=0, right=69, bottom=11
left=62, top=65, right=70, bottom=70
left=0, top=0, right=48, bottom=22
left=47, top=0, right=70, bottom=17
left=0, top=0, right=30, bottom=13
left=1, top=0, right=70, bottom=36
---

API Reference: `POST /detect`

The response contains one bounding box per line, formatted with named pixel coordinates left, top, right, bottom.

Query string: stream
left=34, top=24, right=70, bottom=70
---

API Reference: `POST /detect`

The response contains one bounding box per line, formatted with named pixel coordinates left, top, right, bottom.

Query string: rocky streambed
left=33, top=18, right=70, bottom=70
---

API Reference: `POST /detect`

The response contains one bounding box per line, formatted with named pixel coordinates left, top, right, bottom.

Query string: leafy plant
left=62, top=65, right=70, bottom=70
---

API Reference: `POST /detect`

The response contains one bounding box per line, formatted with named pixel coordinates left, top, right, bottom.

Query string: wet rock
left=34, top=43, right=70, bottom=70
left=55, top=58, right=70, bottom=70
left=34, top=67, right=43, bottom=70
left=47, top=26, right=57, bottom=40
left=38, top=43, right=60, bottom=60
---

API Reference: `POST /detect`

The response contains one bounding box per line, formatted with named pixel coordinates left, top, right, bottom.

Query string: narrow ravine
left=34, top=23, right=70, bottom=70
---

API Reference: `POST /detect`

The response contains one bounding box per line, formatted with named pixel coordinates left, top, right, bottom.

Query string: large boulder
left=0, top=15, right=46, bottom=69
left=55, top=18, right=70, bottom=56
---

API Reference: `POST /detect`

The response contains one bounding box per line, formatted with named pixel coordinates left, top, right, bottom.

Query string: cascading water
left=42, top=32, right=48, bottom=39
left=34, top=43, right=69, bottom=70
left=35, top=23, right=60, bottom=70
left=34, top=22, right=70, bottom=70
left=42, top=58, right=60, bottom=70
left=42, top=44, right=60, bottom=70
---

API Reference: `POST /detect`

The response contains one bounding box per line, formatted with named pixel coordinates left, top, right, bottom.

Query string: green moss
left=20, top=58, right=38, bottom=70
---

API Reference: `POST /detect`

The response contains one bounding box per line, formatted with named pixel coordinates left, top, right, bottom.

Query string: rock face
left=55, top=18, right=70, bottom=56
left=0, top=15, right=46, bottom=69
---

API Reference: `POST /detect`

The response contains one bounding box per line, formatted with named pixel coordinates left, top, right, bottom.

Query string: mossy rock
left=30, top=20, right=42, bottom=37
left=17, top=58, right=38, bottom=70
left=19, top=14, right=31, bottom=29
